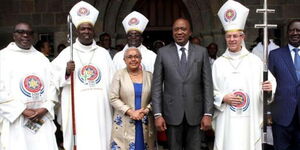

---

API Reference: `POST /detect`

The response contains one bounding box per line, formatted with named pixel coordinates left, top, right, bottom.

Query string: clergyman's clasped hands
left=22, top=108, right=48, bottom=123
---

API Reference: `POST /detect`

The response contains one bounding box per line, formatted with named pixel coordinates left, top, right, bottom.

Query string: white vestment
left=51, top=39, right=114, bottom=150
left=0, top=42, right=58, bottom=150
left=212, top=47, right=276, bottom=150
left=113, top=44, right=156, bottom=73
left=252, top=40, right=279, bottom=61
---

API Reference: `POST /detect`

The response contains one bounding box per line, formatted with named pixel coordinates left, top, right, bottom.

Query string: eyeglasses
left=225, top=34, right=243, bottom=39
left=125, top=55, right=141, bottom=59
left=14, top=30, right=34, bottom=35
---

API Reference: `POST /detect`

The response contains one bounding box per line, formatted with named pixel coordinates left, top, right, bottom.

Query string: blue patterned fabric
left=129, top=142, right=135, bottom=150
left=142, top=116, right=148, bottom=125
left=111, top=141, right=120, bottom=150
left=114, top=114, right=123, bottom=126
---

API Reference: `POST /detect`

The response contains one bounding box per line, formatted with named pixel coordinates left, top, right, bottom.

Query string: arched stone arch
left=98, top=0, right=138, bottom=45
left=96, top=0, right=227, bottom=49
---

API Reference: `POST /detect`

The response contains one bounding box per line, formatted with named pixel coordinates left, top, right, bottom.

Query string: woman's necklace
left=129, top=70, right=141, bottom=76
left=128, top=69, right=142, bottom=83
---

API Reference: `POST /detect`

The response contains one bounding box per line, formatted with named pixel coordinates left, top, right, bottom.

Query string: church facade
left=0, top=0, right=299, bottom=55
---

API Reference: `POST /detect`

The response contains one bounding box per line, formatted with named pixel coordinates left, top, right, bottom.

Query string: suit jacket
left=109, top=68, right=155, bottom=149
left=151, top=42, right=214, bottom=126
left=269, top=46, right=300, bottom=127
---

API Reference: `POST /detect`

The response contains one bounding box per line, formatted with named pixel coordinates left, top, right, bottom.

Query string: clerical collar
left=8, top=42, right=35, bottom=53
left=122, top=44, right=143, bottom=52
left=223, top=46, right=249, bottom=60
left=74, top=38, right=97, bottom=52
left=228, top=49, right=242, bottom=57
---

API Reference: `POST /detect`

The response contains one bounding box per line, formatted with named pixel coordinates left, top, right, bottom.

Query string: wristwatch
left=154, top=113, right=162, bottom=119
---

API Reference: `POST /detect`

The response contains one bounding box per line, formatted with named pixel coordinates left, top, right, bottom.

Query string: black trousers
left=166, top=116, right=203, bottom=150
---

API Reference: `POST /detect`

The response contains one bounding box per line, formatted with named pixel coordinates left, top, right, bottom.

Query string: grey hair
left=123, top=47, right=142, bottom=59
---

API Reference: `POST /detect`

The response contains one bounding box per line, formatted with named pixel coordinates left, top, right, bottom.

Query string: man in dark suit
left=269, top=19, right=300, bottom=150
left=151, top=18, right=214, bottom=150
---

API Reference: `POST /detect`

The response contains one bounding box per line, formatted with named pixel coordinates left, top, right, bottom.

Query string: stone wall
left=0, top=0, right=77, bottom=52
left=0, top=0, right=299, bottom=55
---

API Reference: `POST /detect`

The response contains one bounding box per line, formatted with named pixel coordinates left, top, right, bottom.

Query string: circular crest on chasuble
left=224, top=9, right=237, bottom=22
left=20, top=75, right=44, bottom=97
left=77, top=64, right=101, bottom=85
left=230, top=90, right=250, bottom=112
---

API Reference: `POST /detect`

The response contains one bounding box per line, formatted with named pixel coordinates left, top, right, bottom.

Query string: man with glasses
left=269, top=19, right=300, bottom=150
left=212, top=1, right=276, bottom=150
left=113, top=11, right=156, bottom=73
left=0, top=22, right=58, bottom=150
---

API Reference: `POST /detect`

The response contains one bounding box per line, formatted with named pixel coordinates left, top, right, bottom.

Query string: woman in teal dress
left=110, top=47, right=155, bottom=150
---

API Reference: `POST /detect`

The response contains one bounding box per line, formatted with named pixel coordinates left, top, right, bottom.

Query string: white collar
left=7, top=42, right=36, bottom=53
left=288, top=44, right=300, bottom=52
left=74, top=38, right=97, bottom=52
left=175, top=41, right=189, bottom=51
left=222, top=46, right=250, bottom=60
left=122, top=44, right=146, bottom=52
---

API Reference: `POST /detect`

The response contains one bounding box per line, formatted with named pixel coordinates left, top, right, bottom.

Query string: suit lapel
left=281, top=46, right=298, bottom=82
left=169, top=43, right=183, bottom=78
left=185, top=43, right=195, bottom=79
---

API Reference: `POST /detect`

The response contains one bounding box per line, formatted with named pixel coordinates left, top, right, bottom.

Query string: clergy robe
left=113, top=44, right=156, bottom=73
left=252, top=40, right=279, bottom=61
left=212, top=47, right=276, bottom=150
left=51, top=39, right=114, bottom=150
left=0, top=42, right=58, bottom=150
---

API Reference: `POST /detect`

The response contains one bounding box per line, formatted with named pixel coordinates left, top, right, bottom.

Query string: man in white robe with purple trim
left=51, top=1, right=114, bottom=150
left=0, top=22, right=58, bottom=150
left=212, top=1, right=276, bottom=150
